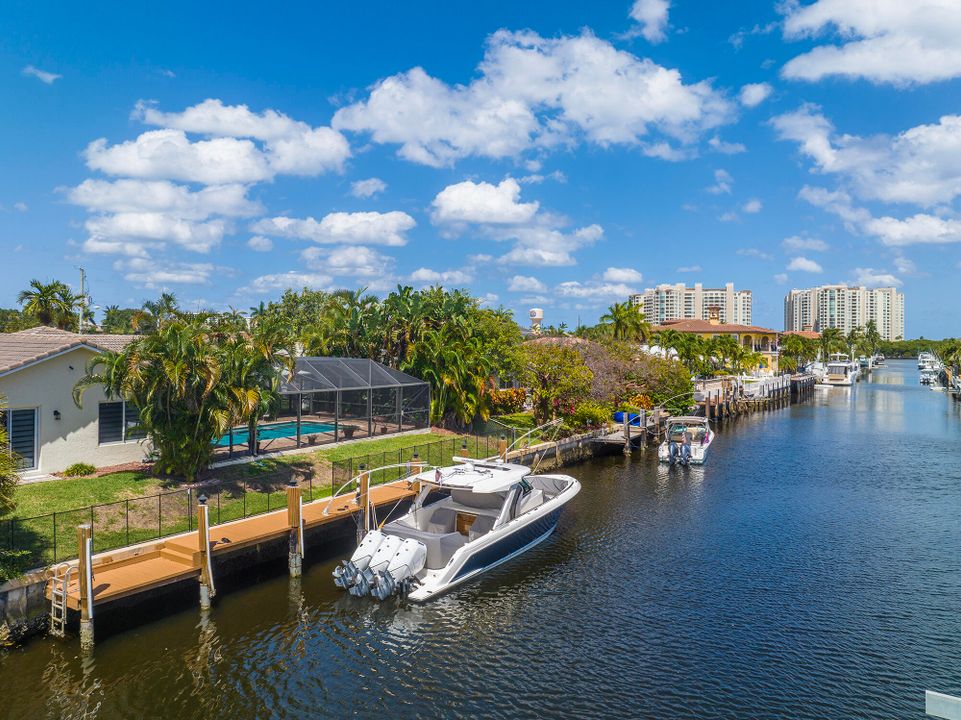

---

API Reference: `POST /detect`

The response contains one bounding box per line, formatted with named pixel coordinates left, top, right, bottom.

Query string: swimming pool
left=215, top=420, right=336, bottom=447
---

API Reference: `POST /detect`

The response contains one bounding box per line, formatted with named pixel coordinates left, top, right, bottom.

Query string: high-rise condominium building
left=783, top=285, right=904, bottom=340
left=629, top=283, right=752, bottom=325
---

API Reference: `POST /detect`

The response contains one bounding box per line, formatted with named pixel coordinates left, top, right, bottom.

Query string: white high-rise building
left=629, top=283, right=752, bottom=325
left=783, top=285, right=904, bottom=340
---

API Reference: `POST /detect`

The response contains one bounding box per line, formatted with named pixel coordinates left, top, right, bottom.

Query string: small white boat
left=658, top=416, right=713, bottom=466
left=917, top=351, right=943, bottom=385
left=918, top=351, right=935, bottom=370
left=820, top=354, right=858, bottom=386
left=332, top=458, right=580, bottom=602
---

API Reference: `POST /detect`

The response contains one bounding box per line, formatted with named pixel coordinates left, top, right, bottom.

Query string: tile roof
left=0, top=327, right=138, bottom=376
left=783, top=330, right=821, bottom=339
left=653, top=319, right=780, bottom=335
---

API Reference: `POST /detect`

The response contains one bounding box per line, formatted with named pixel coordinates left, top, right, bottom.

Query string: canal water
left=2, top=360, right=960, bottom=719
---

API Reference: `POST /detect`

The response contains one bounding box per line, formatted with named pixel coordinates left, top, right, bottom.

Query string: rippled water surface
left=3, top=361, right=961, bottom=719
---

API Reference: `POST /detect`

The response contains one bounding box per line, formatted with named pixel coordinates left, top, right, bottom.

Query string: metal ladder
left=49, top=562, right=75, bottom=638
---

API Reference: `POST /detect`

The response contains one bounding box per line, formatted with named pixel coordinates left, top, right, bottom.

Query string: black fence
left=0, top=428, right=527, bottom=576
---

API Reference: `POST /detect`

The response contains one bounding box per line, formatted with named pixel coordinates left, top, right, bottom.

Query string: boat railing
left=321, top=462, right=436, bottom=517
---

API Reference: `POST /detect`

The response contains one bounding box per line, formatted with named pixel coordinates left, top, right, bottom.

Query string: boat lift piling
left=77, top=523, right=94, bottom=650
left=286, top=482, right=304, bottom=578
left=357, top=465, right=370, bottom=544
left=197, top=495, right=215, bottom=611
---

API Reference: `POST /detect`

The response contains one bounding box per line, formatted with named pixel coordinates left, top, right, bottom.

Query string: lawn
left=0, top=428, right=496, bottom=575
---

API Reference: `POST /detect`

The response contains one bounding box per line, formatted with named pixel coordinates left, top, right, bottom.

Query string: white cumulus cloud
left=787, top=256, right=824, bottom=273
left=332, top=29, right=732, bottom=167
left=783, top=235, right=829, bottom=251
left=743, top=198, right=762, bottom=213
left=781, top=0, right=961, bottom=85
left=241, top=271, right=333, bottom=295
left=852, top=267, right=902, bottom=287
left=629, top=0, right=671, bottom=43
left=508, top=275, right=547, bottom=292
left=739, top=82, right=772, bottom=107
left=302, top=245, right=393, bottom=278
left=602, top=267, right=643, bottom=282
left=431, top=178, right=539, bottom=225
left=252, top=211, right=416, bottom=246
left=350, top=177, right=387, bottom=198
left=409, top=267, right=473, bottom=286
left=247, top=235, right=273, bottom=252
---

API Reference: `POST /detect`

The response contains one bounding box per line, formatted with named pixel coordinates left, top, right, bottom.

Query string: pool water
left=215, top=420, right=337, bottom=447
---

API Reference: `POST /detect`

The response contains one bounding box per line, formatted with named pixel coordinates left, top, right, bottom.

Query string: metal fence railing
left=0, top=428, right=529, bottom=576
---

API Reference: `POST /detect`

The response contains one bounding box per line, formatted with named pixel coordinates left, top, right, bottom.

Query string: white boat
left=819, top=353, right=858, bottom=386
left=918, top=351, right=942, bottom=385
left=873, top=353, right=885, bottom=367
left=918, top=351, right=935, bottom=370
left=332, top=458, right=580, bottom=602
left=657, top=416, right=713, bottom=465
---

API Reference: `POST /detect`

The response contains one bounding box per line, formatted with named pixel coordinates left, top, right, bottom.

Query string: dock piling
left=498, top=434, right=508, bottom=460
left=197, top=495, right=215, bottom=610
left=286, top=482, right=304, bottom=577
left=357, top=465, right=370, bottom=544
left=77, top=523, right=94, bottom=650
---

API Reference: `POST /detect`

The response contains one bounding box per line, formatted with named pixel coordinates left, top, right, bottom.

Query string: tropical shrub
left=519, top=343, right=593, bottom=424
left=569, top=401, right=611, bottom=429
left=0, top=404, right=18, bottom=516
left=489, top=387, right=527, bottom=414
left=62, top=462, right=96, bottom=477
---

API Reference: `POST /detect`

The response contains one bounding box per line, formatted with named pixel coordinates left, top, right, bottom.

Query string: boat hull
left=406, top=481, right=578, bottom=602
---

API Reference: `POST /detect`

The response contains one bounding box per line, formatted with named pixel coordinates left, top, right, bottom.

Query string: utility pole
left=77, top=267, right=87, bottom=335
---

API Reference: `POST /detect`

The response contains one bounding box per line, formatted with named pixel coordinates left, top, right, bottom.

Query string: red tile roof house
left=0, top=327, right=147, bottom=476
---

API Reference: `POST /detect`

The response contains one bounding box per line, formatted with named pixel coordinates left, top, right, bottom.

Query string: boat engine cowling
left=350, top=534, right=403, bottom=597
left=370, top=538, right=428, bottom=601
left=333, top=529, right=386, bottom=588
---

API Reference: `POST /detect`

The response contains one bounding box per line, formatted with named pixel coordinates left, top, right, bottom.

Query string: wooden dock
left=47, top=480, right=415, bottom=612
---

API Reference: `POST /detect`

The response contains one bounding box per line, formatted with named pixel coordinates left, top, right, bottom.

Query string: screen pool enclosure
left=215, top=357, right=431, bottom=459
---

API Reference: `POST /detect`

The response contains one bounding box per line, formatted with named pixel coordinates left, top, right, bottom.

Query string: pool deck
left=48, top=480, right=416, bottom=611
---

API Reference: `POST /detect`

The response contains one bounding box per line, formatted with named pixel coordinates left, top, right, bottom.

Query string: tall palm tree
left=600, top=302, right=652, bottom=342
left=132, top=292, right=180, bottom=334
left=845, top=326, right=864, bottom=358
left=818, top=327, right=844, bottom=360
left=17, top=279, right=77, bottom=328
left=863, top=320, right=882, bottom=355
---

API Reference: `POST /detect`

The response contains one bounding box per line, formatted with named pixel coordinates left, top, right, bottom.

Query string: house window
left=99, top=402, right=145, bottom=444
left=1, top=408, right=38, bottom=470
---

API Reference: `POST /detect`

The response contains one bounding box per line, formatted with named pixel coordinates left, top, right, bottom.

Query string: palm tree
left=863, top=321, right=882, bottom=356
left=818, top=327, right=844, bottom=360
left=600, top=302, right=652, bottom=342
left=780, top=333, right=810, bottom=373
left=709, top=335, right=740, bottom=373
left=17, top=279, right=78, bottom=328
left=845, top=326, right=864, bottom=358
left=132, top=292, right=180, bottom=334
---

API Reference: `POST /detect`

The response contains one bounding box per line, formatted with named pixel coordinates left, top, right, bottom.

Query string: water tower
left=529, top=307, right=544, bottom=335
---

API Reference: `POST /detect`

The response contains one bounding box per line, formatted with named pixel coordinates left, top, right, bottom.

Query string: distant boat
left=820, top=353, right=859, bottom=386
left=658, top=416, right=713, bottom=466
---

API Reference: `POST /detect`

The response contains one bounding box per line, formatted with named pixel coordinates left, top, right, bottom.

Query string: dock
left=46, top=480, right=415, bottom=613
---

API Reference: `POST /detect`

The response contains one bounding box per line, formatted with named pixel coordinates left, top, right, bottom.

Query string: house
left=653, top=306, right=781, bottom=375
left=0, top=327, right=146, bottom=475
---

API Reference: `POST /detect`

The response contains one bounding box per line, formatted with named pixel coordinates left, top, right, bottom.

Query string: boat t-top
left=658, top=416, right=713, bottom=466
left=331, top=429, right=580, bottom=602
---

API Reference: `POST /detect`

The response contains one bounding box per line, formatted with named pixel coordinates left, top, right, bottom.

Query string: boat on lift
left=332, top=424, right=580, bottom=602
left=657, top=416, right=713, bottom=466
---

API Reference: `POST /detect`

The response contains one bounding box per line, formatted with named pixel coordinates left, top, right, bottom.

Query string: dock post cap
left=412, top=452, right=419, bottom=459
left=287, top=479, right=297, bottom=487
left=78, top=522, right=92, bottom=530
left=198, top=494, right=208, bottom=506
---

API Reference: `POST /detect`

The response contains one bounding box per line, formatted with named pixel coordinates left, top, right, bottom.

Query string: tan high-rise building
left=629, top=282, right=752, bottom=325
left=783, top=285, right=904, bottom=340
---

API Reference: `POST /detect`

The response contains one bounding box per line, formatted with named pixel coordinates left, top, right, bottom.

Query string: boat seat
left=517, top=489, right=544, bottom=516
left=468, top=515, right=495, bottom=540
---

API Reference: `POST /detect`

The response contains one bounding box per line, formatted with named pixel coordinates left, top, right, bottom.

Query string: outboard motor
left=371, top=538, right=428, bottom=601
left=350, top=534, right=403, bottom=597
left=333, top=529, right=386, bottom=589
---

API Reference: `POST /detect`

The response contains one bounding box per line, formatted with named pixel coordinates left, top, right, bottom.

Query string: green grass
left=493, top=412, right=536, bottom=431
left=309, top=429, right=450, bottom=462
left=11, top=471, right=164, bottom=519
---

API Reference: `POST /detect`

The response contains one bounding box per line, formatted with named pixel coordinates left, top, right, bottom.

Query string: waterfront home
left=652, top=307, right=781, bottom=375
left=0, top=326, right=143, bottom=475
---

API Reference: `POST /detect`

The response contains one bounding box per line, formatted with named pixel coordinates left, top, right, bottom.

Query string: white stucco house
left=0, top=327, right=148, bottom=476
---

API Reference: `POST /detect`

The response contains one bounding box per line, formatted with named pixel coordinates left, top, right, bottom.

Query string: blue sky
left=2, top=0, right=961, bottom=337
